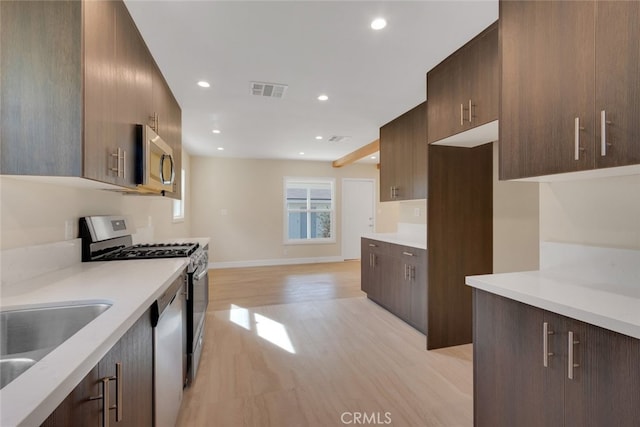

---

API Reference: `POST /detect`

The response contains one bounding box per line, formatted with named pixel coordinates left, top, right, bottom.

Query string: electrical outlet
left=64, top=220, right=75, bottom=240
left=414, top=208, right=421, bottom=217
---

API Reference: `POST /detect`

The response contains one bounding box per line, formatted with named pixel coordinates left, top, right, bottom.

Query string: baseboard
left=209, top=256, right=346, bottom=269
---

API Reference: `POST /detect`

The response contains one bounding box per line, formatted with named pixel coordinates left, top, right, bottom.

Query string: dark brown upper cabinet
left=0, top=0, right=182, bottom=198
left=426, top=22, right=498, bottom=146
left=499, top=0, right=640, bottom=180
left=379, top=101, right=427, bottom=202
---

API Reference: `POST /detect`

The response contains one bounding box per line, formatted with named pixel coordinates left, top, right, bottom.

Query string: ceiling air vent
left=327, top=135, right=351, bottom=143
left=250, top=81, right=288, bottom=98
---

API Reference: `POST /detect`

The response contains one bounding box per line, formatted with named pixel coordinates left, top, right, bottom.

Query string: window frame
left=283, top=177, right=336, bottom=245
left=172, top=168, right=186, bottom=222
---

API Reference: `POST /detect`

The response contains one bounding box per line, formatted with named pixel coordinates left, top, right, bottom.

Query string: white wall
left=539, top=174, right=640, bottom=250
left=492, top=142, right=540, bottom=273
left=190, top=157, right=391, bottom=265
left=0, top=153, right=192, bottom=250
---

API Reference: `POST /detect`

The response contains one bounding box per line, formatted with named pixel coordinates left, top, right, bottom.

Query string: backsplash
left=540, top=174, right=640, bottom=250
left=0, top=172, right=190, bottom=251
left=0, top=239, right=82, bottom=286
left=540, top=241, right=640, bottom=290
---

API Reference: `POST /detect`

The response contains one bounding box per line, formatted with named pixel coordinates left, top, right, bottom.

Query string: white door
left=342, top=178, right=375, bottom=260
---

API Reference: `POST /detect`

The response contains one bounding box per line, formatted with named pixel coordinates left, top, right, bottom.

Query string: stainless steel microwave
left=136, top=125, right=175, bottom=193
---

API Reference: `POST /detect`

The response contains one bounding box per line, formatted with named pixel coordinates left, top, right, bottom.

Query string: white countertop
left=363, top=223, right=426, bottom=250
left=363, top=232, right=426, bottom=250
left=466, top=270, right=640, bottom=339
left=0, top=258, right=189, bottom=427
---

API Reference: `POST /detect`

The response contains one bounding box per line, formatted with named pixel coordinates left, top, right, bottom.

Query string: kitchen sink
left=0, top=303, right=111, bottom=389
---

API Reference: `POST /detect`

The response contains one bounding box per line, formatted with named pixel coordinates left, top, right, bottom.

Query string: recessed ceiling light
left=197, top=81, right=211, bottom=88
left=370, top=155, right=377, bottom=160
left=315, top=136, right=323, bottom=140
left=299, top=152, right=305, bottom=155
left=371, top=18, right=387, bottom=30
left=212, top=129, right=221, bottom=134
left=317, top=94, right=329, bottom=101
left=217, top=147, right=224, bottom=151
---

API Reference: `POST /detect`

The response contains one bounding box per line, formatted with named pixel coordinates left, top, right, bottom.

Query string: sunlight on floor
left=229, top=304, right=296, bottom=354
left=229, top=304, right=251, bottom=330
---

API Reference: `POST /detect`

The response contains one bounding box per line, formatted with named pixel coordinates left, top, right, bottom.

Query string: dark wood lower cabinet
left=474, top=289, right=640, bottom=427
left=42, top=308, right=153, bottom=427
left=361, top=238, right=426, bottom=334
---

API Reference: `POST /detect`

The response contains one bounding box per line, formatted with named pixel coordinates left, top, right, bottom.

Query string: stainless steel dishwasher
left=152, top=274, right=185, bottom=427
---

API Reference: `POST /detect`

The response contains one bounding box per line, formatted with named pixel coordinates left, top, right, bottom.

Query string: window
left=284, top=178, right=335, bottom=243
left=172, top=169, right=186, bottom=222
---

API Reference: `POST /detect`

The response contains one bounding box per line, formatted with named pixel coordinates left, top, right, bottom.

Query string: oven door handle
left=195, top=268, right=208, bottom=281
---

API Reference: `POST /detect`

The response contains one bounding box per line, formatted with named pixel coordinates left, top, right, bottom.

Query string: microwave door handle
left=160, top=154, right=175, bottom=185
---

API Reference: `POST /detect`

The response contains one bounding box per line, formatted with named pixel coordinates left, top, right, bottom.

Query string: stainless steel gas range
left=79, top=216, right=209, bottom=387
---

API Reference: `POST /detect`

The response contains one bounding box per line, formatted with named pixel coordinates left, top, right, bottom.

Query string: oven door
left=187, top=265, right=208, bottom=383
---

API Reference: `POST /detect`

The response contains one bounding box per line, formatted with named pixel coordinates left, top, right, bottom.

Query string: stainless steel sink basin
left=0, top=358, right=36, bottom=389
left=0, top=303, right=111, bottom=389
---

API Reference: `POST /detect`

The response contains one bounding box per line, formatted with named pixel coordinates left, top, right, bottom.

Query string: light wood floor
left=177, top=262, right=473, bottom=427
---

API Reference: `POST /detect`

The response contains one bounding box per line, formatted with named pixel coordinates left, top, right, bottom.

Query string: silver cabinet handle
left=574, top=117, right=585, bottom=160
left=543, top=322, right=554, bottom=367
left=468, top=99, right=473, bottom=124
left=114, top=362, right=122, bottom=421
left=368, top=243, right=377, bottom=248
left=402, top=251, right=414, bottom=257
left=89, top=377, right=111, bottom=427
left=404, top=264, right=408, bottom=280
left=568, top=331, right=580, bottom=380
left=600, top=110, right=612, bottom=156
left=88, top=363, right=122, bottom=426
left=460, top=103, right=464, bottom=126
left=110, top=147, right=121, bottom=176
left=410, top=265, right=415, bottom=280
left=110, top=148, right=125, bottom=178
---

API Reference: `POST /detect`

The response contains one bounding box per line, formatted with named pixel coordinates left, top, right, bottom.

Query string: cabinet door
left=118, top=308, right=154, bottom=426
left=166, top=93, right=183, bottom=200
left=98, top=309, right=153, bottom=427
left=427, top=51, right=469, bottom=143
left=361, top=239, right=383, bottom=303
left=408, top=249, right=427, bottom=334
left=565, top=322, right=640, bottom=427
left=0, top=0, right=83, bottom=177
left=473, top=290, right=558, bottom=427
left=499, top=0, right=595, bottom=179
left=83, top=0, right=119, bottom=185
left=152, top=63, right=172, bottom=141
left=379, top=118, right=401, bottom=202
left=361, top=239, right=374, bottom=295
left=595, top=1, right=640, bottom=169
left=380, top=252, right=405, bottom=316
left=380, top=102, right=426, bottom=201
left=41, top=366, right=101, bottom=427
left=114, top=1, right=152, bottom=188
left=409, top=102, right=427, bottom=200
left=469, top=23, right=498, bottom=128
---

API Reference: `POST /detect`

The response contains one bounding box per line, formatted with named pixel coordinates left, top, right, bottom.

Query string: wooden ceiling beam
left=332, top=139, right=379, bottom=168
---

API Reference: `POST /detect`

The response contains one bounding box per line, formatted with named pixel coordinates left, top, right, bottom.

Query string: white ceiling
left=124, top=0, right=498, bottom=163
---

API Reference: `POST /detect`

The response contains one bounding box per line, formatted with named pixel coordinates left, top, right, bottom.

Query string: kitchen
left=1, top=1, right=639, bottom=426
